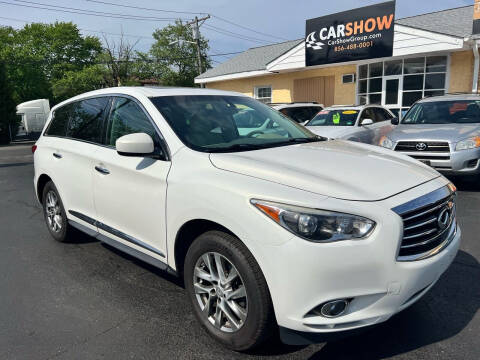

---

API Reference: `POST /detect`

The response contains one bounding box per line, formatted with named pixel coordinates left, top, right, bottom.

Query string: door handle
left=95, top=165, right=110, bottom=175
left=53, top=152, right=62, bottom=159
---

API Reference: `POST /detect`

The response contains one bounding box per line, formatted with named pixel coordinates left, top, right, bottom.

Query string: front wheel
left=184, top=231, right=275, bottom=351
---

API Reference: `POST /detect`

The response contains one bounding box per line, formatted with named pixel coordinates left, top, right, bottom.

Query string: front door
left=92, top=96, right=171, bottom=261
left=382, top=75, right=403, bottom=117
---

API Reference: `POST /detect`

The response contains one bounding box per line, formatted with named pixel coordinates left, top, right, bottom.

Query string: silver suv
left=380, top=94, right=480, bottom=176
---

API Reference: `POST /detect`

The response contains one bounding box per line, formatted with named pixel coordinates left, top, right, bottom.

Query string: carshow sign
left=305, top=1, right=395, bottom=66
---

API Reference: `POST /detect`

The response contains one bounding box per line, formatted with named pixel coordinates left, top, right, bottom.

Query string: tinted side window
left=66, top=97, right=109, bottom=143
left=359, top=108, right=375, bottom=123
left=378, top=108, right=393, bottom=120
left=281, top=107, right=321, bottom=123
left=45, top=104, right=72, bottom=137
left=107, top=97, right=161, bottom=148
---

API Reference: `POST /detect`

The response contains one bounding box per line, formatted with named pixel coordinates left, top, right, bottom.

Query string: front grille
left=392, top=186, right=456, bottom=261
left=395, top=141, right=450, bottom=153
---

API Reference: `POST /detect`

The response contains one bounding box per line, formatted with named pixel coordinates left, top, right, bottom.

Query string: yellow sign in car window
left=342, top=110, right=358, bottom=115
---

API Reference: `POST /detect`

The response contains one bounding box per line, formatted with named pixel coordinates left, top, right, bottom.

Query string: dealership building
left=196, top=5, right=480, bottom=118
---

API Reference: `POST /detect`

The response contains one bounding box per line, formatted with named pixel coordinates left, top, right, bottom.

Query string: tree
left=100, top=32, right=141, bottom=87
left=52, top=65, right=107, bottom=102
left=0, top=61, right=18, bottom=144
left=148, top=20, right=211, bottom=87
left=0, top=22, right=103, bottom=105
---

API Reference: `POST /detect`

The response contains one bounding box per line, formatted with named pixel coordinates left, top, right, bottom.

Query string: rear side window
left=45, top=104, right=72, bottom=137
left=106, top=97, right=160, bottom=148
left=280, top=106, right=322, bottom=123
left=374, top=108, right=393, bottom=122
left=66, top=97, right=110, bottom=143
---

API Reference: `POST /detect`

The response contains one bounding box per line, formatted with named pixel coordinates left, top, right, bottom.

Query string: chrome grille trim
left=395, top=141, right=450, bottom=153
left=404, top=217, right=436, bottom=231
left=392, top=185, right=456, bottom=261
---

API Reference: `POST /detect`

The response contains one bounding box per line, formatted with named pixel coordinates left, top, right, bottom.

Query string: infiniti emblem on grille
left=437, top=207, right=450, bottom=230
left=416, top=142, right=427, bottom=151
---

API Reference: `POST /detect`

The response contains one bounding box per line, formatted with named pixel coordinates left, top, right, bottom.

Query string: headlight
left=455, top=136, right=480, bottom=151
left=379, top=136, right=394, bottom=149
left=251, top=200, right=376, bottom=242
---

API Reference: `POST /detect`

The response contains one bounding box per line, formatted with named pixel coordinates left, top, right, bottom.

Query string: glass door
left=382, top=75, right=403, bottom=118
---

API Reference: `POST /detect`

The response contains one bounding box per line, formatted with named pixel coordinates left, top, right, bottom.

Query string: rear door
left=92, top=96, right=171, bottom=260
left=42, top=97, right=110, bottom=231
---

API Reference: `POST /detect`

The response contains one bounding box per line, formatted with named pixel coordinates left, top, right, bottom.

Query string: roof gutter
left=472, top=40, right=479, bottom=93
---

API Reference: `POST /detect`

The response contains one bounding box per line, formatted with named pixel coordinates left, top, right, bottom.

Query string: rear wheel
left=42, top=181, right=72, bottom=242
left=184, top=230, right=275, bottom=351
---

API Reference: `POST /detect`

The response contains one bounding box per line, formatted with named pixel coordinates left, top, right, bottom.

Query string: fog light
left=466, top=159, right=478, bottom=168
left=320, top=299, right=349, bottom=318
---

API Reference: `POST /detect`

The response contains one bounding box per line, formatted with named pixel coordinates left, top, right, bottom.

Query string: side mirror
left=360, top=118, right=374, bottom=126
left=391, top=117, right=399, bottom=125
left=116, top=133, right=155, bottom=157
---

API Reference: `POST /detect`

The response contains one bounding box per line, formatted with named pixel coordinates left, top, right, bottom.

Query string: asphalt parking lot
left=0, top=144, right=479, bottom=360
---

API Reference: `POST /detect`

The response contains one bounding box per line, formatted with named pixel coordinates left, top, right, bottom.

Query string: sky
left=0, top=0, right=474, bottom=64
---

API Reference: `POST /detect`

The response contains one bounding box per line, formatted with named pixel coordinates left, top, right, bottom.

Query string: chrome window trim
left=44, top=93, right=171, bottom=161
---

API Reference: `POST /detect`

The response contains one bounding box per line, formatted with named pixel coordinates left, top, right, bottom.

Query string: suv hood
left=390, top=124, right=480, bottom=143
left=306, top=126, right=356, bottom=139
left=209, top=140, right=440, bottom=201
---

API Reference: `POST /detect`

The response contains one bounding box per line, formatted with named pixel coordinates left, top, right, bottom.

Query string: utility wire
left=203, top=24, right=272, bottom=45
left=1, top=0, right=188, bottom=21
left=83, top=0, right=288, bottom=42
left=0, top=16, right=153, bottom=39
left=83, top=0, right=206, bottom=16
left=210, top=15, right=289, bottom=41
left=81, top=0, right=288, bottom=43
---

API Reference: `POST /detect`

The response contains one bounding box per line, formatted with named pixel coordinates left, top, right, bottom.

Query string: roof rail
left=444, top=92, right=480, bottom=96
left=267, top=101, right=320, bottom=105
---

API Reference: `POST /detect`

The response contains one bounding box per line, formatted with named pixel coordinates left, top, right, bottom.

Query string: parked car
left=380, top=94, right=480, bottom=177
left=16, top=99, right=50, bottom=140
left=34, top=87, right=460, bottom=351
left=270, top=102, right=324, bottom=123
left=305, top=104, right=396, bottom=145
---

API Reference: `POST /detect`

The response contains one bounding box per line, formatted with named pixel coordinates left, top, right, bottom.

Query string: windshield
left=150, top=95, right=322, bottom=152
left=306, top=109, right=358, bottom=127
left=402, top=100, right=480, bottom=124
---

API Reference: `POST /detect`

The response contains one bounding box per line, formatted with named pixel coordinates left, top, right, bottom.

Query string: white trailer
left=16, top=99, right=50, bottom=140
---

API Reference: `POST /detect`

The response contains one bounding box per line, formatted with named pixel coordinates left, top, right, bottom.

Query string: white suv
left=34, top=87, right=460, bottom=351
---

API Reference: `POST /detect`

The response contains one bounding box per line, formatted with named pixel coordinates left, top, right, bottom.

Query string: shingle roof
left=198, top=6, right=474, bottom=80
left=397, top=5, right=473, bottom=38
left=197, top=39, right=302, bottom=79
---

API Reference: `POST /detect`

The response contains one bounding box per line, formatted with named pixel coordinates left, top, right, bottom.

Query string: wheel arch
left=173, top=219, right=235, bottom=276
left=36, top=173, right=52, bottom=204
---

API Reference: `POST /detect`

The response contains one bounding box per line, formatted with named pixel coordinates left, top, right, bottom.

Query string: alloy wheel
left=193, top=252, right=248, bottom=332
left=45, top=190, right=62, bottom=233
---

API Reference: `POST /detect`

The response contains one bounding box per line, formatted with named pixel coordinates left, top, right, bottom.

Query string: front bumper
left=396, top=147, right=480, bottom=175
left=259, top=180, right=461, bottom=337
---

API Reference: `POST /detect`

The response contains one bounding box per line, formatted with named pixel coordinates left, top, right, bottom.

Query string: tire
left=42, top=181, right=73, bottom=242
left=184, top=230, right=276, bottom=351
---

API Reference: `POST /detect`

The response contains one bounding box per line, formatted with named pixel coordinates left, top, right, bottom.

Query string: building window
left=254, top=86, right=272, bottom=104
left=357, top=56, right=448, bottom=118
